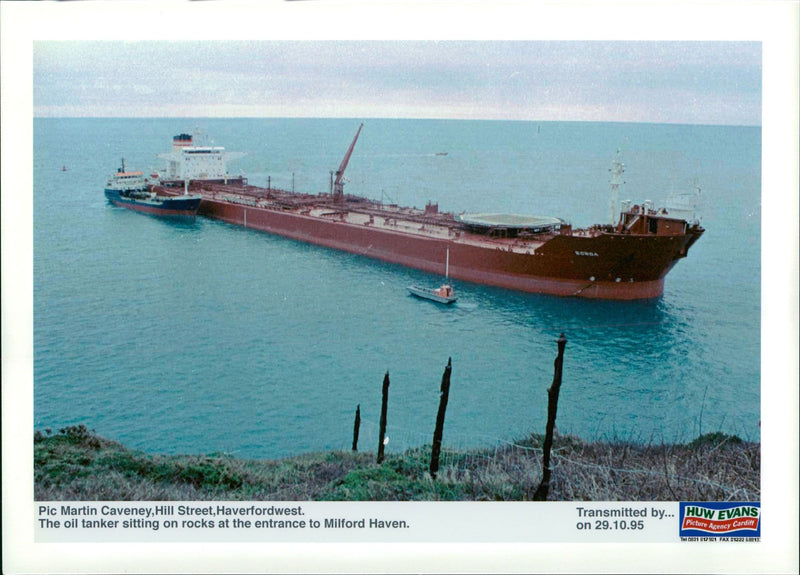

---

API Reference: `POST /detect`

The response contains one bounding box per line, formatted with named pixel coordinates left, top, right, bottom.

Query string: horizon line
left=31, top=115, right=762, bottom=129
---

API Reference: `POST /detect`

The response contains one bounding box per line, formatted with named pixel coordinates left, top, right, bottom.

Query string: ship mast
left=609, top=149, right=625, bottom=225
left=332, top=123, right=363, bottom=203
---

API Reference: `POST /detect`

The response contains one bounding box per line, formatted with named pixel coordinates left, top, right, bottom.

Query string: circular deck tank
left=457, top=213, right=565, bottom=236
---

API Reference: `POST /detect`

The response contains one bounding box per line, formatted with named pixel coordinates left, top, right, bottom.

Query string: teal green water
left=34, top=118, right=760, bottom=459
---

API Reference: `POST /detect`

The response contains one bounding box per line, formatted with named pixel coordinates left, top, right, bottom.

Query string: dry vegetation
left=35, top=425, right=759, bottom=502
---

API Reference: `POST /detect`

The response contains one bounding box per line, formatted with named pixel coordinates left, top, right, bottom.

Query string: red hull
left=158, top=189, right=697, bottom=300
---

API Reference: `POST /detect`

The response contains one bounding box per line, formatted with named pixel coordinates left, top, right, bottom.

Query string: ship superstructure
left=156, top=132, right=245, bottom=184
left=148, top=125, right=704, bottom=300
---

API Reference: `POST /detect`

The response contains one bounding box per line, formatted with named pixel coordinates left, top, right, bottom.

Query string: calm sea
left=33, top=118, right=761, bottom=459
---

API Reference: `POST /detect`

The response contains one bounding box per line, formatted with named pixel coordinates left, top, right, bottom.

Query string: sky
left=33, top=41, right=762, bottom=126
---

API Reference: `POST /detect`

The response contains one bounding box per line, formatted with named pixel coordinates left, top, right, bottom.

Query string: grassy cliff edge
left=35, top=425, right=760, bottom=502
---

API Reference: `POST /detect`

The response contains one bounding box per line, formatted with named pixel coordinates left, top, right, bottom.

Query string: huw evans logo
left=679, top=502, right=760, bottom=538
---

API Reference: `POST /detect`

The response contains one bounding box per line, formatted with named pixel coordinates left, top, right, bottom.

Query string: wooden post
left=534, top=333, right=567, bottom=501
left=377, top=372, right=390, bottom=464
left=352, top=404, right=361, bottom=452
left=430, top=357, right=453, bottom=479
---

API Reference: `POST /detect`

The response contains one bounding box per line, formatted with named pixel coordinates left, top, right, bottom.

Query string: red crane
left=332, top=123, right=363, bottom=202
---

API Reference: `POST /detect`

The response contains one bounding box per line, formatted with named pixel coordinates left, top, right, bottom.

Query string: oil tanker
left=148, top=126, right=704, bottom=300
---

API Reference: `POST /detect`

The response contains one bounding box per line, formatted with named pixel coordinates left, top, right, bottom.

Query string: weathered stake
left=377, top=372, right=390, bottom=464
left=534, top=333, right=568, bottom=501
left=430, top=357, right=453, bottom=479
left=352, top=404, right=361, bottom=452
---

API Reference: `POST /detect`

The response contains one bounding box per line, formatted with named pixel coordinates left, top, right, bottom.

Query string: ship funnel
left=173, top=133, right=193, bottom=151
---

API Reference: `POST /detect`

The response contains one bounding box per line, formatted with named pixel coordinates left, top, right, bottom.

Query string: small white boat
left=407, top=283, right=457, bottom=304
left=407, top=248, right=457, bottom=304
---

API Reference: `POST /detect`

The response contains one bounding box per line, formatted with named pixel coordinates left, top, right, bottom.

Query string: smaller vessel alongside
left=104, top=159, right=201, bottom=217
left=408, top=249, right=457, bottom=305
